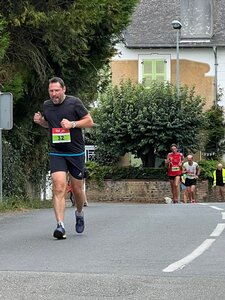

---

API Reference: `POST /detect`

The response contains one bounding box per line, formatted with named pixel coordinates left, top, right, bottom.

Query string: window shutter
left=142, top=60, right=166, bottom=87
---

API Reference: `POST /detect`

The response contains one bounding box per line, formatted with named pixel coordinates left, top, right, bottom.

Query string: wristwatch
left=71, top=121, right=77, bottom=128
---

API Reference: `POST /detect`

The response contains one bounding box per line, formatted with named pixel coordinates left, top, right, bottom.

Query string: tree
left=0, top=16, right=9, bottom=60
left=0, top=0, right=139, bottom=105
left=0, top=0, right=139, bottom=126
left=203, top=105, right=225, bottom=160
left=0, top=0, right=139, bottom=197
left=91, top=80, right=205, bottom=167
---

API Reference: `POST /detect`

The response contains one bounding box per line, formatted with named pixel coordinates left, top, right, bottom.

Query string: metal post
left=0, top=128, right=2, bottom=202
left=172, top=20, right=182, bottom=108
left=0, top=90, right=2, bottom=202
left=176, top=30, right=180, bottom=105
left=0, top=92, right=13, bottom=202
left=213, top=46, right=218, bottom=105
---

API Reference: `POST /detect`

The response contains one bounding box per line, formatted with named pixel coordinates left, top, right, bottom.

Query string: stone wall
left=86, top=179, right=216, bottom=203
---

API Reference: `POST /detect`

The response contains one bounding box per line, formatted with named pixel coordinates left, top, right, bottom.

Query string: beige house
left=110, top=0, right=225, bottom=165
left=112, top=0, right=225, bottom=111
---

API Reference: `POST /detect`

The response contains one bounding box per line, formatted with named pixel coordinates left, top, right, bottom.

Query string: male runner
left=165, top=144, right=184, bottom=203
left=34, top=77, right=94, bottom=239
left=183, top=155, right=200, bottom=203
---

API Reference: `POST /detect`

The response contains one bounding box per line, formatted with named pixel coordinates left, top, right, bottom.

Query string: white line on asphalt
left=163, top=239, right=215, bottom=273
left=210, top=206, right=224, bottom=211
left=222, top=212, right=225, bottom=219
left=210, top=223, right=225, bottom=237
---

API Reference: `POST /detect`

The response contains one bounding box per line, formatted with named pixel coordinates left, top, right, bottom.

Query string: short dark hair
left=170, top=143, right=177, bottom=148
left=49, top=77, right=65, bottom=88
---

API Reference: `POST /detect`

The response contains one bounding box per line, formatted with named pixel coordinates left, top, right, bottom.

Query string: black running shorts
left=49, top=154, right=85, bottom=180
left=185, top=178, right=197, bottom=187
left=169, top=175, right=180, bottom=180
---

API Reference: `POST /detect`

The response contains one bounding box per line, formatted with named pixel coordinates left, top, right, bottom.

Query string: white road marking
left=210, top=206, right=224, bottom=211
left=163, top=203, right=225, bottom=273
left=163, top=239, right=215, bottom=273
left=210, top=223, right=225, bottom=237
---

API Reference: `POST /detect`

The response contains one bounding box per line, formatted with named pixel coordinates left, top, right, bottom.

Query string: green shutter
left=142, top=59, right=166, bottom=87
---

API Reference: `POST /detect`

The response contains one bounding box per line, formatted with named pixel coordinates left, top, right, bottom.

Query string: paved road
left=0, top=202, right=225, bottom=299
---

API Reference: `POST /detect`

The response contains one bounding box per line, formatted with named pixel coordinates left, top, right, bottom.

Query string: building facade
left=112, top=0, right=225, bottom=108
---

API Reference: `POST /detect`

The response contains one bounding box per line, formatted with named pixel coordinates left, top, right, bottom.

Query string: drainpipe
left=213, top=46, right=218, bottom=105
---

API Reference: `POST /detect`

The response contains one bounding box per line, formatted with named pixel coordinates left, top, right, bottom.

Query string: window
left=181, top=0, right=213, bottom=39
left=139, top=55, right=170, bottom=87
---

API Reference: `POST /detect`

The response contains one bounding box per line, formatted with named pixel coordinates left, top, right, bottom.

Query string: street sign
left=0, top=92, right=13, bottom=202
left=0, top=92, right=13, bottom=130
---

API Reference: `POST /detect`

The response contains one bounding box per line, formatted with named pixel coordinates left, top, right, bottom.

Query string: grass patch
left=0, top=197, right=53, bottom=213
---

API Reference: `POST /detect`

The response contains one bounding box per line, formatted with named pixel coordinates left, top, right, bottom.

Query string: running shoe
left=191, top=199, right=196, bottom=203
left=53, top=224, right=66, bottom=239
left=75, top=212, right=85, bottom=233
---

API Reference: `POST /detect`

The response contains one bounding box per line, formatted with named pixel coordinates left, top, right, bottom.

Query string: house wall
left=111, top=60, right=138, bottom=85
left=171, top=60, right=214, bottom=110
left=112, top=59, right=214, bottom=110
left=86, top=179, right=215, bottom=203
left=112, top=44, right=225, bottom=108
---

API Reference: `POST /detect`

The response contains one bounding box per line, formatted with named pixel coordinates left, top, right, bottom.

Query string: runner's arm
left=196, top=165, right=200, bottom=177
left=182, top=164, right=187, bottom=173
left=61, top=113, right=94, bottom=130
left=33, top=112, right=49, bottom=128
left=181, top=153, right=185, bottom=163
left=72, top=113, right=94, bottom=128
left=165, top=154, right=171, bottom=164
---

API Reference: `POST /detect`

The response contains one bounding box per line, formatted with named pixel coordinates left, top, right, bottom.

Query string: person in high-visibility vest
left=213, top=163, right=225, bottom=201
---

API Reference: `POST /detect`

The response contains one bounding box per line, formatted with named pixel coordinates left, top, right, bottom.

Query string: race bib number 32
left=52, top=128, right=71, bottom=143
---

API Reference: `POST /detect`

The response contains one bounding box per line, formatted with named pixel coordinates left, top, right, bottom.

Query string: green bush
left=86, top=160, right=219, bottom=184
left=86, top=161, right=168, bottom=183
left=3, top=126, right=49, bottom=199
left=198, top=159, right=218, bottom=184
left=91, top=80, right=205, bottom=167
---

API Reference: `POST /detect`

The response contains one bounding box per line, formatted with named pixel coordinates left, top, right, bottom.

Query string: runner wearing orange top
left=165, top=144, right=184, bottom=203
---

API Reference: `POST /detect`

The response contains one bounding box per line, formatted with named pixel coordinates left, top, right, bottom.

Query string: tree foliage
left=0, top=0, right=138, bottom=104
left=203, top=105, right=225, bottom=160
left=3, top=124, right=49, bottom=198
left=0, top=0, right=139, bottom=197
left=0, top=16, right=9, bottom=60
left=91, top=80, right=206, bottom=167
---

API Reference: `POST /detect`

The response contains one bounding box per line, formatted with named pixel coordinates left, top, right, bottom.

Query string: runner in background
left=165, top=144, right=184, bottom=203
left=213, top=163, right=225, bottom=201
left=183, top=155, right=200, bottom=203
left=180, top=173, right=188, bottom=203
left=67, top=178, right=75, bottom=206
left=67, top=167, right=88, bottom=207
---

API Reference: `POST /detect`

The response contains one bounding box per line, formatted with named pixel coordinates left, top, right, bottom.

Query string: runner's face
left=171, top=146, right=177, bottom=153
left=48, top=82, right=66, bottom=104
left=188, top=157, right=193, bottom=164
